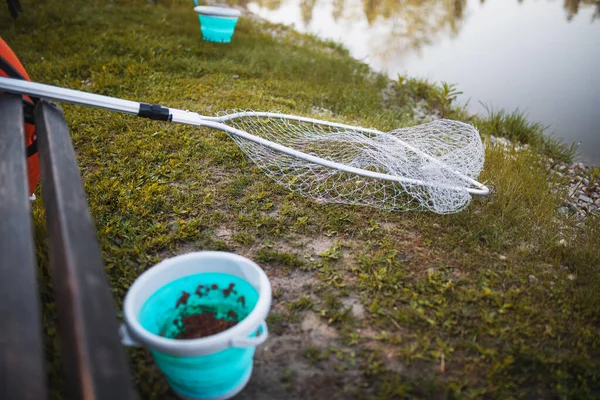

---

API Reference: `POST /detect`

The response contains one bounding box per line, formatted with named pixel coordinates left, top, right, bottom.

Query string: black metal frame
left=5, top=0, right=22, bottom=18
left=0, top=94, right=137, bottom=399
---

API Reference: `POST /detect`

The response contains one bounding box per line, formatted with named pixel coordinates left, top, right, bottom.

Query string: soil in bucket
left=139, top=272, right=259, bottom=342
left=174, top=311, right=238, bottom=339
left=161, top=281, right=248, bottom=340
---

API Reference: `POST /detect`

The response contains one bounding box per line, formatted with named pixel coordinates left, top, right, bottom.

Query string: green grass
left=2, top=0, right=599, bottom=398
left=473, top=106, right=578, bottom=163
left=395, top=75, right=578, bottom=163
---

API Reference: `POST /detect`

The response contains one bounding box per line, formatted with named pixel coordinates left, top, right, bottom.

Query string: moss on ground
left=2, top=0, right=599, bottom=398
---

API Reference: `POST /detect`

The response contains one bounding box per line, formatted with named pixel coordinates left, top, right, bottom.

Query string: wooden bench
left=0, top=93, right=137, bottom=399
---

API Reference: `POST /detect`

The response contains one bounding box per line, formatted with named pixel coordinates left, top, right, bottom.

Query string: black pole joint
left=138, top=103, right=171, bottom=121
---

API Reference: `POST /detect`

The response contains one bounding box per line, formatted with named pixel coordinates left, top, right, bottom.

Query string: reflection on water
left=241, top=0, right=600, bottom=163
left=562, top=0, right=600, bottom=20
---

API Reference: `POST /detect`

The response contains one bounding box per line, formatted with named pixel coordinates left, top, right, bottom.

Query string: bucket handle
left=120, top=324, right=142, bottom=347
left=229, top=321, right=269, bottom=348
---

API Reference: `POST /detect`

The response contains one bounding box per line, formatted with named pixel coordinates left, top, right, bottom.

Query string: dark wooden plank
left=34, top=100, right=137, bottom=400
left=0, top=94, right=47, bottom=400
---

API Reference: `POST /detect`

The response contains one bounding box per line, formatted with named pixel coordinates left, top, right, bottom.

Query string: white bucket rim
left=194, top=6, right=241, bottom=18
left=123, top=251, right=271, bottom=356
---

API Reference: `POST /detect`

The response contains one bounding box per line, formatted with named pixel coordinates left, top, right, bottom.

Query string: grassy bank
left=2, top=0, right=599, bottom=398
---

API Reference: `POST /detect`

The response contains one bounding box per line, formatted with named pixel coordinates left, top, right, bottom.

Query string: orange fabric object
left=0, top=37, right=40, bottom=196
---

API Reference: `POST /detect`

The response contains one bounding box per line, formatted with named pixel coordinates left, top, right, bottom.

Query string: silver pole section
left=0, top=77, right=140, bottom=115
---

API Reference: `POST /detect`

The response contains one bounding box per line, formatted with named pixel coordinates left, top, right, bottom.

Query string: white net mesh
left=219, top=111, right=485, bottom=214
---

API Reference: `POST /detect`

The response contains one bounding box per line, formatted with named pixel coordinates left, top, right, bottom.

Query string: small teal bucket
left=121, top=252, right=272, bottom=400
left=194, top=6, right=241, bottom=43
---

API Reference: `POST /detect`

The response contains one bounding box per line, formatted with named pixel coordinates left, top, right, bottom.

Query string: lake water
left=243, top=0, right=600, bottom=165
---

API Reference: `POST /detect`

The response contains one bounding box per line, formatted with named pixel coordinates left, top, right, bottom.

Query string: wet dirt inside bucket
left=175, top=312, right=238, bottom=339
left=164, top=282, right=247, bottom=340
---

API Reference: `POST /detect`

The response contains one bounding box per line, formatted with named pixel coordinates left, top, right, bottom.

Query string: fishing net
left=220, top=111, right=485, bottom=214
left=0, top=78, right=487, bottom=214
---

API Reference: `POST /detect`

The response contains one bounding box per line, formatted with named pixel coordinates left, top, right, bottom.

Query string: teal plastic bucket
left=121, top=252, right=272, bottom=400
left=194, top=6, right=241, bottom=43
